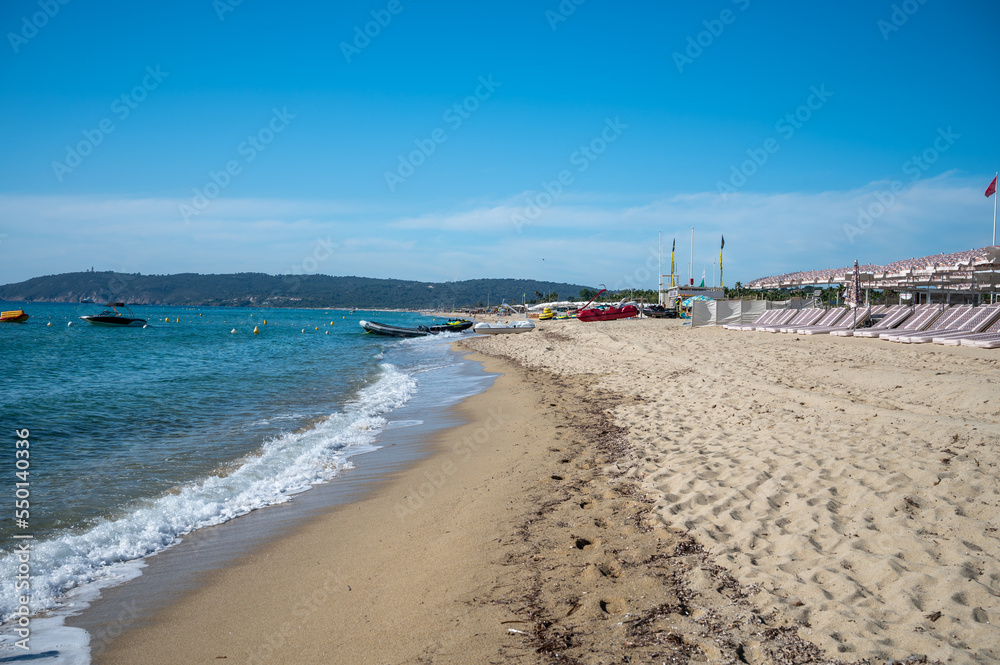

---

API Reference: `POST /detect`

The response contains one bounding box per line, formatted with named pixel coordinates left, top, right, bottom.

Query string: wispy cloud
left=0, top=173, right=992, bottom=288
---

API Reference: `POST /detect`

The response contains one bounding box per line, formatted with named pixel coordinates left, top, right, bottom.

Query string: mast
left=994, top=171, right=998, bottom=246
left=690, top=227, right=694, bottom=286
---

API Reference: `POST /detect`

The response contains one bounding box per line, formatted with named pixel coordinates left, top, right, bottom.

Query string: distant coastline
left=0, top=271, right=592, bottom=310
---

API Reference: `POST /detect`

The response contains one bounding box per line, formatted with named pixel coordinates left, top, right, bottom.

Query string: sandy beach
left=468, top=318, right=1000, bottom=663
left=95, top=318, right=1000, bottom=664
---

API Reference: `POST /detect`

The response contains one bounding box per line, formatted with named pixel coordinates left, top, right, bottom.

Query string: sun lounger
left=830, top=304, right=904, bottom=336
left=759, top=308, right=822, bottom=332
left=962, top=333, right=1000, bottom=349
left=883, top=305, right=971, bottom=342
left=944, top=307, right=1000, bottom=346
left=783, top=307, right=849, bottom=333
left=749, top=309, right=798, bottom=331
left=772, top=307, right=826, bottom=332
left=724, top=308, right=784, bottom=331
left=851, top=304, right=928, bottom=338
left=873, top=305, right=947, bottom=339
left=797, top=305, right=888, bottom=335
left=896, top=305, right=1000, bottom=344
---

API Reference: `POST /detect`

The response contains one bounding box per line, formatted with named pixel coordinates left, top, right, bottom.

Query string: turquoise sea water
left=0, top=302, right=486, bottom=659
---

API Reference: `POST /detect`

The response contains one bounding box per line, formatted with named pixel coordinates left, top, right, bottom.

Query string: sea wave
left=0, top=362, right=416, bottom=625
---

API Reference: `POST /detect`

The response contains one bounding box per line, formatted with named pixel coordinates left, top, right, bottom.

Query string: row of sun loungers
left=834, top=304, right=915, bottom=337
left=881, top=305, right=972, bottom=342
left=723, top=306, right=883, bottom=335
left=728, top=303, right=1000, bottom=348
left=943, top=309, right=1000, bottom=347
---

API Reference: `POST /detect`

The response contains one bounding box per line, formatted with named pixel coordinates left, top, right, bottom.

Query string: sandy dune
left=468, top=318, right=1000, bottom=663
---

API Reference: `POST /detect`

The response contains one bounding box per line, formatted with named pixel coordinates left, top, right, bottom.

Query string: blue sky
left=1, top=0, right=998, bottom=289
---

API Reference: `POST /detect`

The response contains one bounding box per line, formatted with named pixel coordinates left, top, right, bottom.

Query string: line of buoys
left=253, top=326, right=260, bottom=334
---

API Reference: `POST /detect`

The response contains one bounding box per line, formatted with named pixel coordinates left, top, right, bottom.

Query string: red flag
left=986, top=175, right=997, bottom=198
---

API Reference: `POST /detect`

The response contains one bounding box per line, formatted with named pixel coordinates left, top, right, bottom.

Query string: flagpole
left=719, top=236, right=724, bottom=292
left=670, top=239, right=676, bottom=288
left=690, top=227, right=694, bottom=286
left=658, top=232, right=661, bottom=304
left=994, top=171, right=998, bottom=246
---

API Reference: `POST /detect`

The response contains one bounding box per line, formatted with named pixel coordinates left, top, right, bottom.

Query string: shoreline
left=94, top=342, right=848, bottom=665
left=95, top=352, right=536, bottom=664
left=93, top=317, right=1000, bottom=663
left=66, top=341, right=491, bottom=662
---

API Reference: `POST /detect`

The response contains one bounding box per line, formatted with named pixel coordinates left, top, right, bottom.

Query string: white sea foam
left=0, top=363, right=416, bottom=629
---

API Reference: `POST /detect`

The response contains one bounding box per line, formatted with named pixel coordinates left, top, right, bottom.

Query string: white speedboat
left=80, top=303, right=147, bottom=327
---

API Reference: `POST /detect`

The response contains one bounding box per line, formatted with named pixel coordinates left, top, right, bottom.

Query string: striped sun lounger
left=760, top=308, right=822, bottom=332
left=750, top=309, right=798, bottom=331
left=784, top=307, right=849, bottom=334
left=882, top=305, right=972, bottom=342
left=873, top=305, right=947, bottom=339
left=851, top=304, right=933, bottom=338
left=830, top=304, right=905, bottom=337
left=898, top=304, right=1000, bottom=344
left=798, top=305, right=888, bottom=335
left=773, top=307, right=827, bottom=332
left=724, top=308, right=784, bottom=331
left=947, top=307, right=1000, bottom=347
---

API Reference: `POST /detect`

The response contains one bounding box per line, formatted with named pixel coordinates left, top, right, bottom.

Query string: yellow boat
left=0, top=309, right=29, bottom=322
left=538, top=307, right=554, bottom=321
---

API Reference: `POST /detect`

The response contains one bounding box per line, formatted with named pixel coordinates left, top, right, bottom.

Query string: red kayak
left=575, top=289, right=639, bottom=322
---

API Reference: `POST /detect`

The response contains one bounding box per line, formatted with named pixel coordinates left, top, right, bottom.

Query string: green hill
left=0, top=272, right=594, bottom=309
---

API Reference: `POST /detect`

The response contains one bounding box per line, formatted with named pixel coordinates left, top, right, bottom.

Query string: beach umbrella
left=844, top=260, right=861, bottom=309
left=681, top=295, right=713, bottom=307
left=846, top=259, right=862, bottom=328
